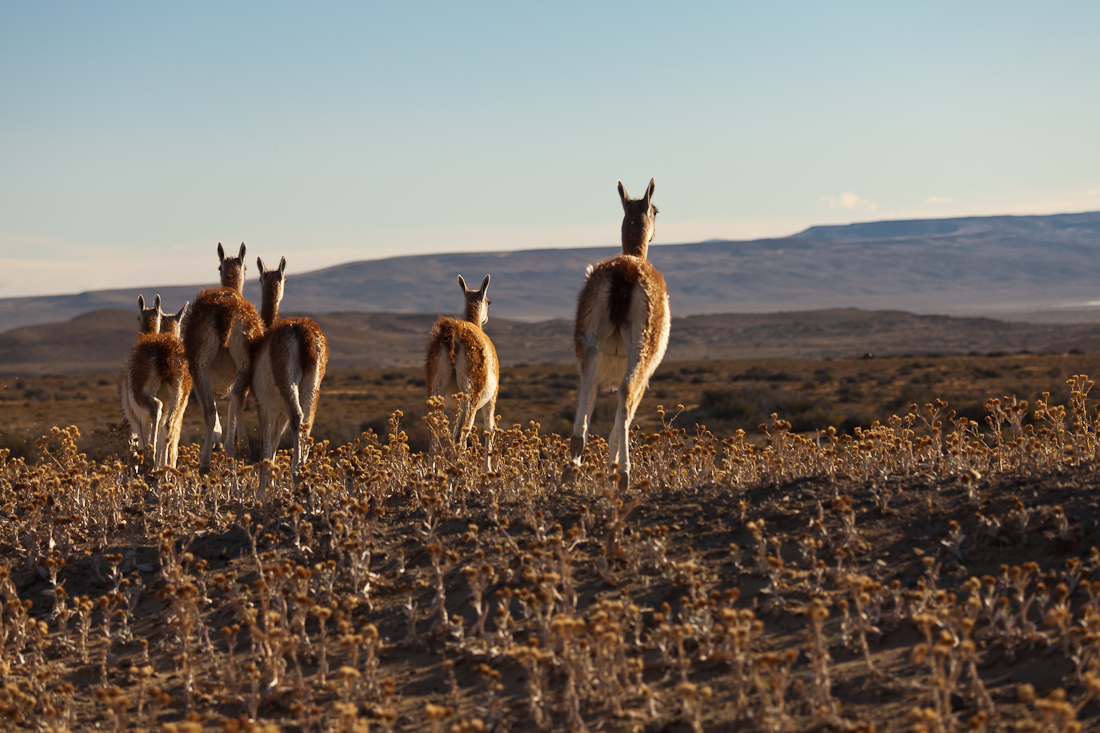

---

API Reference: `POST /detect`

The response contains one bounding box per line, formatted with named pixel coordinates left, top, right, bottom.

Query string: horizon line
left=4, top=207, right=1099, bottom=301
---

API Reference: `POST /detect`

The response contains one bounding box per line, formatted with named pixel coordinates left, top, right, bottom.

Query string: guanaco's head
left=257, top=256, right=287, bottom=328
left=618, top=178, right=657, bottom=258
left=217, top=242, right=247, bottom=292
left=137, top=294, right=162, bottom=334
left=458, top=274, right=491, bottom=328
left=158, top=302, right=189, bottom=339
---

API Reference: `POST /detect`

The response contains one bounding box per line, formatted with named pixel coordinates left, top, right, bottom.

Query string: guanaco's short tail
left=289, top=320, right=322, bottom=368
left=430, top=318, right=460, bottom=364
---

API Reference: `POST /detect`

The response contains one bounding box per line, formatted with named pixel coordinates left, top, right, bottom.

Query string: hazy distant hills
left=1, top=211, right=1100, bottom=333
left=4, top=307, right=1100, bottom=376
left=794, top=211, right=1100, bottom=242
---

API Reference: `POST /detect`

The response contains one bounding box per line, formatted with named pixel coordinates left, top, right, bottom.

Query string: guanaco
left=567, top=178, right=670, bottom=489
left=425, top=275, right=499, bottom=471
left=137, top=294, right=163, bottom=334
left=251, top=257, right=328, bottom=498
left=119, top=297, right=191, bottom=469
left=181, top=243, right=264, bottom=472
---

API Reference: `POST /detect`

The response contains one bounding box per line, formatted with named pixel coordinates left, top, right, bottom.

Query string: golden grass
left=0, top=358, right=1099, bottom=728
left=4, top=353, right=1100, bottom=460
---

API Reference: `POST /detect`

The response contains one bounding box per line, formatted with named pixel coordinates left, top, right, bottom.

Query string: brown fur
left=183, top=244, right=265, bottom=472
left=253, top=317, right=325, bottom=372
left=284, top=317, right=323, bottom=366
left=426, top=317, right=494, bottom=393
left=574, top=255, right=667, bottom=368
left=568, top=178, right=670, bottom=489
left=424, top=274, right=499, bottom=471
left=606, top=258, right=641, bottom=332
left=138, top=294, right=162, bottom=335
left=251, top=257, right=329, bottom=501
left=619, top=178, right=657, bottom=258
left=161, top=303, right=188, bottom=339
left=158, top=310, right=185, bottom=339
left=463, top=297, right=486, bottom=326
left=426, top=318, right=459, bottom=370
left=258, top=256, right=286, bottom=328
left=263, top=317, right=326, bottom=418
left=118, top=331, right=192, bottom=469
left=217, top=242, right=248, bottom=293
left=126, top=333, right=187, bottom=391
left=184, top=287, right=264, bottom=356
left=261, top=287, right=281, bottom=329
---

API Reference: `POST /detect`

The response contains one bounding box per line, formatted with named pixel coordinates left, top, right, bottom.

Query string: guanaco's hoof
left=562, top=462, right=578, bottom=483
left=618, top=471, right=629, bottom=491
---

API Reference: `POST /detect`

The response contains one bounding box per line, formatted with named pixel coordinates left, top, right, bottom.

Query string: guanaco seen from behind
left=251, top=257, right=328, bottom=499
left=425, top=275, right=499, bottom=471
left=137, top=294, right=164, bottom=334
left=119, top=295, right=191, bottom=469
left=567, top=178, right=670, bottom=489
left=181, top=243, right=264, bottom=472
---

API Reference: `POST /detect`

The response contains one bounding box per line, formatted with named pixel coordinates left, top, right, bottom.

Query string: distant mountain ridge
left=1, top=210, right=1099, bottom=332
left=794, top=211, right=1100, bottom=242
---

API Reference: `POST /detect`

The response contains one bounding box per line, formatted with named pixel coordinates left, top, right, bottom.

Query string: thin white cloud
left=820, top=191, right=877, bottom=211
left=924, top=195, right=953, bottom=204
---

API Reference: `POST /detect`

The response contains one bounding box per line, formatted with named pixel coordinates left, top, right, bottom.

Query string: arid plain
left=4, top=312, right=1100, bottom=729
left=3, top=306, right=1100, bottom=459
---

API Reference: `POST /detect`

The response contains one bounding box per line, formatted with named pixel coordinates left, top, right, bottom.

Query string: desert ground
left=0, top=346, right=1099, bottom=730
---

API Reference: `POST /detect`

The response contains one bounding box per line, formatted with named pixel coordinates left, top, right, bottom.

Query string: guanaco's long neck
left=262, top=301, right=279, bottom=328
left=222, top=268, right=245, bottom=294
left=621, top=218, right=651, bottom=259
left=261, top=286, right=281, bottom=328
left=140, top=312, right=161, bottom=335
left=463, top=301, right=482, bottom=327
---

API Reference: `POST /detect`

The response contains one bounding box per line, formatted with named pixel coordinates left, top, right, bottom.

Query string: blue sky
left=1, top=2, right=1097, bottom=297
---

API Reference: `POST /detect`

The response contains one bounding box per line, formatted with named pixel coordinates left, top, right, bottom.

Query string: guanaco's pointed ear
left=257, top=257, right=266, bottom=276
left=617, top=180, right=629, bottom=209
left=279, top=257, right=286, bottom=275
left=177, top=302, right=189, bottom=319
left=457, top=275, right=469, bottom=293
left=137, top=295, right=145, bottom=310
left=217, top=243, right=225, bottom=262
left=644, top=178, right=655, bottom=206
left=238, top=243, right=246, bottom=260
left=153, top=294, right=161, bottom=309
left=479, top=274, right=490, bottom=293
